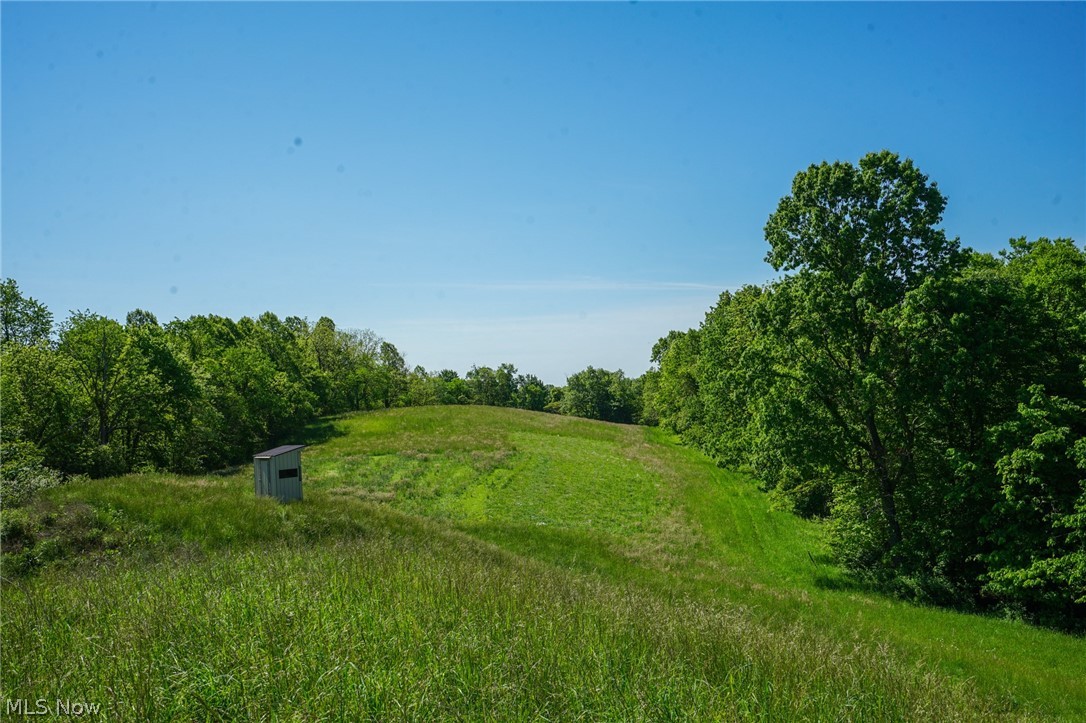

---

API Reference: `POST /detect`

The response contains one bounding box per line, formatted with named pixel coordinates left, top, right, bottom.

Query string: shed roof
left=254, top=444, right=306, bottom=459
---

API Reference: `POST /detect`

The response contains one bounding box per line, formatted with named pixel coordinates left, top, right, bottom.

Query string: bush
left=0, top=438, right=66, bottom=507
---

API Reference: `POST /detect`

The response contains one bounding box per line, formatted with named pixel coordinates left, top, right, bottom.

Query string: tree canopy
left=648, top=151, right=1085, bottom=629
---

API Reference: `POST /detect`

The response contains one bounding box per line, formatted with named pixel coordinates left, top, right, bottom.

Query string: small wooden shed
left=254, top=444, right=306, bottom=502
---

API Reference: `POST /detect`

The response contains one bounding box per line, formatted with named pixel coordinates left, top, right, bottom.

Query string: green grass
left=3, top=405, right=1084, bottom=720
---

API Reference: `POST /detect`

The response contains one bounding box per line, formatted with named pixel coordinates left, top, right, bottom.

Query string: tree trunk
left=865, top=412, right=903, bottom=556
left=97, top=404, right=111, bottom=445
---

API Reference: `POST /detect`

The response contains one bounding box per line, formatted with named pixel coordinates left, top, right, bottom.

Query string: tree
left=125, top=308, right=159, bottom=329
left=122, top=312, right=200, bottom=471
left=981, top=385, right=1086, bottom=624
left=406, top=365, right=440, bottom=407
left=762, top=151, right=961, bottom=566
left=378, top=342, right=409, bottom=408
left=563, top=367, right=639, bottom=423
left=649, top=329, right=704, bottom=442
left=308, top=316, right=355, bottom=413
left=0, top=343, right=85, bottom=473
left=513, top=373, right=549, bottom=412
left=434, top=369, right=472, bottom=405
left=1, top=279, right=52, bottom=346
left=58, top=312, right=133, bottom=449
left=341, top=328, right=383, bottom=411
left=466, top=364, right=518, bottom=407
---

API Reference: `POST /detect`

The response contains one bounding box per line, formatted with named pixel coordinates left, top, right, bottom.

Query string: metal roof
left=253, top=444, right=307, bottom=459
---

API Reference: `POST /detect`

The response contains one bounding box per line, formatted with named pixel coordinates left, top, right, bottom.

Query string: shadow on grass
left=300, top=419, right=349, bottom=447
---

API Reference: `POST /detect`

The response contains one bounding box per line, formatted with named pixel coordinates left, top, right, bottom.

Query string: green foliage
left=647, top=151, right=1086, bottom=628
left=982, top=386, right=1086, bottom=618
left=0, top=437, right=66, bottom=507
left=513, top=372, right=549, bottom=411
left=0, top=343, right=86, bottom=473
left=761, top=151, right=962, bottom=565
left=466, top=362, right=517, bottom=407
left=1, top=278, right=52, bottom=346
left=433, top=368, right=473, bottom=405
left=562, top=366, right=641, bottom=423
left=648, top=329, right=704, bottom=440
left=377, top=340, right=409, bottom=408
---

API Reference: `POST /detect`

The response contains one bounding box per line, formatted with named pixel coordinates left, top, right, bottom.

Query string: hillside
left=3, top=406, right=1084, bottom=719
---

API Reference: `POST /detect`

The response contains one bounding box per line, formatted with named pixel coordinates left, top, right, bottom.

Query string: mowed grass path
left=304, top=407, right=1086, bottom=718
left=3, top=406, right=1084, bottom=719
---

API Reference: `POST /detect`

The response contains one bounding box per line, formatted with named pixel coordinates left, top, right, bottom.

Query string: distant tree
left=342, top=328, right=383, bottom=410
left=1, top=279, right=52, bottom=346
left=467, top=364, right=518, bottom=407
left=543, top=386, right=564, bottom=414
left=513, top=373, right=549, bottom=411
left=563, top=367, right=638, bottom=423
left=308, top=316, right=357, bottom=414
left=378, top=341, right=409, bottom=408
left=649, top=329, right=704, bottom=442
left=495, top=363, right=518, bottom=407
left=695, top=286, right=769, bottom=470
left=125, top=308, right=159, bottom=329
left=283, top=315, right=310, bottom=336
left=406, top=365, right=439, bottom=406
left=435, top=369, right=472, bottom=405
left=58, top=312, right=133, bottom=449
left=637, top=368, right=661, bottom=426
left=122, top=317, right=200, bottom=471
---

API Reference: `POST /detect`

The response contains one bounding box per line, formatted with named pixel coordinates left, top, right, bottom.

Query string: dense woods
left=2, top=151, right=1082, bottom=631
left=644, top=152, right=1085, bottom=629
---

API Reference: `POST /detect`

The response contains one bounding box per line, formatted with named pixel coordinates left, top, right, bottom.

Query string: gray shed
left=254, top=444, right=306, bottom=502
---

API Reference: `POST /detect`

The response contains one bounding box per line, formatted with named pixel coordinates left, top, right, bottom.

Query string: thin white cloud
left=363, top=278, right=730, bottom=293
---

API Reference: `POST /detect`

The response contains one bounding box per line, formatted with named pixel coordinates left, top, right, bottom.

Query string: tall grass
left=3, top=405, right=1084, bottom=719
left=3, top=515, right=988, bottom=721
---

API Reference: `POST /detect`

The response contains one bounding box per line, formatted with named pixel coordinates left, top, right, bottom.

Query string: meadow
left=2, top=406, right=1083, bottom=720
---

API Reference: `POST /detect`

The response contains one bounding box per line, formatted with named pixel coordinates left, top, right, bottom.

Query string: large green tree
left=762, top=151, right=962, bottom=565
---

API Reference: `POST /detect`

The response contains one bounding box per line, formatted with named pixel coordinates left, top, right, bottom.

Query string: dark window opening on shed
left=278, top=468, right=299, bottom=479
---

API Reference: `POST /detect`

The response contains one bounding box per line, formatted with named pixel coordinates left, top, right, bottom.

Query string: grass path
left=303, top=407, right=1086, bottom=718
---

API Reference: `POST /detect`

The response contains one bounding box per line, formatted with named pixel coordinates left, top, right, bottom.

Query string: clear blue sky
left=3, top=2, right=1083, bottom=384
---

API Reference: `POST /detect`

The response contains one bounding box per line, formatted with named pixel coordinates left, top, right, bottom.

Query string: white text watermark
left=4, top=698, right=102, bottom=717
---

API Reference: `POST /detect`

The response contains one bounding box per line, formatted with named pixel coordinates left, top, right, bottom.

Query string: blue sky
left=3, top=2, right=1083, bottom=384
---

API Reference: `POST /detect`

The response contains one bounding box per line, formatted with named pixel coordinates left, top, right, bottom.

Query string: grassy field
left=2, top=406, right=1084, bottom=720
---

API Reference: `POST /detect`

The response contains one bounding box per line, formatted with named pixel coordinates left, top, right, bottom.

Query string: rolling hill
left=2, top=406, right=1083, bottom=720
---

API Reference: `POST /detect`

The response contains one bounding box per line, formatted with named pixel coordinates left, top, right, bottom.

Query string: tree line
left=642, top=151, right=1085, bottom=630
left=1, top=284, right=645, bottom=490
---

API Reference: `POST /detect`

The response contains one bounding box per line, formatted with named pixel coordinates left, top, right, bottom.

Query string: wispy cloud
left=364, top=278, right=730, bottom=293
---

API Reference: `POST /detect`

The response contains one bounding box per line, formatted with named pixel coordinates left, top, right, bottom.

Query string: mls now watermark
left=5, top=698, right=101, bottom=716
